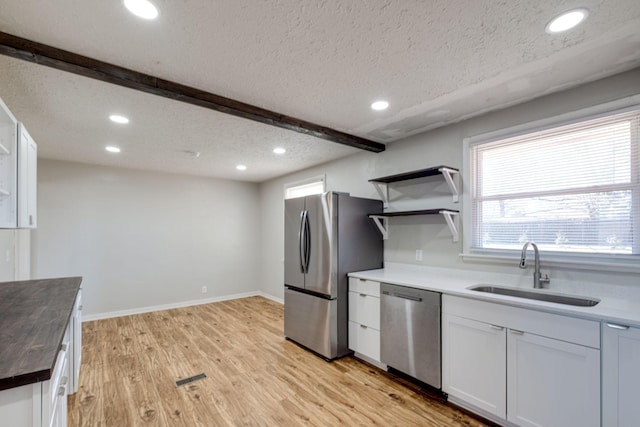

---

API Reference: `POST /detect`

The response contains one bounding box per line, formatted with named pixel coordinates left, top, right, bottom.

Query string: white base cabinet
left=348, top=278, right=383, bottom=366
left=0, top=326, right=69, bottom=427
left=0, top=291, right=81, bottom=426
left=507, top=329, right=600, bottom=427
left=603, top=322, right=640, bottom=427
left=442, top=314, right=506, bottom=418
left=45, top=330, right=70, bottom=427
left=442, top=295, right=600, bottom=427
left=69, top=290, right=82, bottom=394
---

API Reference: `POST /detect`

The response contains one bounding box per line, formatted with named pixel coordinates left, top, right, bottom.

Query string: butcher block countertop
left=0, top=277, right=82, bottom=391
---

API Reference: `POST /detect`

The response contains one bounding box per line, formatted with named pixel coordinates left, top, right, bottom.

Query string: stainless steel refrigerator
left=284, top=192, right=383, bottom=360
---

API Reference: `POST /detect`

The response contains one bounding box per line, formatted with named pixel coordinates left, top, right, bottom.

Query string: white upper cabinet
left=0, top=97, right=37, bottom=229
left=0, top=98, right=18, bottom=228
left=18, top=123, right=37, bottom=228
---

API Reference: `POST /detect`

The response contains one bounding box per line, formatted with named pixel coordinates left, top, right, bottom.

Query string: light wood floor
left=68, top=296, right=491, bottom=426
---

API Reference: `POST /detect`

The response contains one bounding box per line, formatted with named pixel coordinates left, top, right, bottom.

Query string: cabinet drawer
left=47, top=343, right=69, bottom=426
left=348, top=291, right=380, bottom=329
left=349, top=320, right=381, bottom=362
left=443, top=295, right=600, bottom=348
left=349, top=277, right=380, bottom=297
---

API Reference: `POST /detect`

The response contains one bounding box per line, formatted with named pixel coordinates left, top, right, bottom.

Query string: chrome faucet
left=519, top=242, right=550, bottom=289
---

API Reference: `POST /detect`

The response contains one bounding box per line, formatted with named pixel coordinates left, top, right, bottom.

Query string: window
left=284, top=176, right=325, bottom=199
left=468, top=107, right=639, bottom=259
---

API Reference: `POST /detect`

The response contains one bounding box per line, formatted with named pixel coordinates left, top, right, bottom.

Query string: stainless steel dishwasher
left=380, top=283, right=441, bottom=389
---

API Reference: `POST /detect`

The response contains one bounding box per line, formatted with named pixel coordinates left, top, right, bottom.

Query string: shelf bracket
left=369, top=215, right=389, bottom=240
left=440, top=210, right=459, bottom=242
left=371, top=182, right=389, bottom=207
left=439, top=167, right=459, bottom=203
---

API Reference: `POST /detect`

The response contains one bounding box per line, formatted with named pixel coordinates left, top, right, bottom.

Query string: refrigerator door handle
left=299, top=210, right=307, bottom=273
left=304, top=210, right=311, bottom=273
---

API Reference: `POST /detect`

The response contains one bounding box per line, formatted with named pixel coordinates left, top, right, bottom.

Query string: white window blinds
left=469, top=108, right=640, bottom=256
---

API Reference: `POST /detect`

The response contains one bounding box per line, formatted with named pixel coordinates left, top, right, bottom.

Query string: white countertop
left=349, top=263, right=640, bottom=328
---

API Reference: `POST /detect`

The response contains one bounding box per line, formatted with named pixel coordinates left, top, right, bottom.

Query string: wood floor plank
left=69, top=296, right=491, bottom=426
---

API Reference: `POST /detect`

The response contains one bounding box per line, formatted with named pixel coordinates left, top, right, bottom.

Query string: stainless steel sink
left=468, top=285, right=600, bottom=307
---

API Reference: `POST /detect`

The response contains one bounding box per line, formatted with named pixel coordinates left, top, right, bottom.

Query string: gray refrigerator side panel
left=284, top=288, right=338, bottom=359
left=284, top=197, right=305, bottom=289
left=303, top=192, right=337, bottom=298
left=336, top=195, right=384, bottom=277
left=335, top=194, right=384, bottom=359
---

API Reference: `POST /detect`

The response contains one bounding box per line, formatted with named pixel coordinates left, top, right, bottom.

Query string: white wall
left=33, top=159, right=260, bottom=317
left=22, top=69, right=640, bottom=312
left=0, top=230, right=14, bottom=281
left=259, top=68, right=640, bottom=300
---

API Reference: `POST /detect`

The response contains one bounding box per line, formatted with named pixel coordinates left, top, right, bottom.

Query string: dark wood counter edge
left=0, top=277, right=82, bottom=391
left=2, top=368, right=53, bottom=392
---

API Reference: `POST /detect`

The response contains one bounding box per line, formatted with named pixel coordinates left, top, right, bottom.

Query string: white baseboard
left=83, top=290, right=283, bottom=322
left=447, top=395, right=514, bottom=427
left=259, top=292, right=283, bottom=305
left=352, top=352, right=387, bottom=371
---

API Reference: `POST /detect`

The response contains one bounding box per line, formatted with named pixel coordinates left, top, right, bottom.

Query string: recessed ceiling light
left=105, top=146, right=121, bottom=153
left=371, top=100, right=389, bottom=111
left=236, top=164, right=247, bottom=171
left=109, top=114, right=129, bottom=124
left=546, top=8, right=588, bottom=34
left=124, top=0, right=159, bottom=20
left=273, top=147, right=286, bottom=155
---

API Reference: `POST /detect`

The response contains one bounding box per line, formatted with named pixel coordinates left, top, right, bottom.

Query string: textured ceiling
left=0, top=0, right=639, bottom=181
left=0, top=56, right=358, bottom=181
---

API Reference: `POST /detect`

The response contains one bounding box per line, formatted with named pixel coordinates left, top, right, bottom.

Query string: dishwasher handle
left=382, top=290, right=423, bottom=302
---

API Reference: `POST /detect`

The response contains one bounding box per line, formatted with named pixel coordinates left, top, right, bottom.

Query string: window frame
left=283, top=175, right=326, bottom=200
left=462, top=95, right=640, bottom=272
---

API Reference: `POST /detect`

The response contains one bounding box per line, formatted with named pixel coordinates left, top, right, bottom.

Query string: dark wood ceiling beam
left=0, top=31, right=385, bottom=153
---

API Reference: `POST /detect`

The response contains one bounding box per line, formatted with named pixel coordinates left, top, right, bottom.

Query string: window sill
left=459, top=252, right=640, bottom=274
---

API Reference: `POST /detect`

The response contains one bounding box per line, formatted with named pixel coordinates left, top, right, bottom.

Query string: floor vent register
left=174, top=373, right=207, bottom=387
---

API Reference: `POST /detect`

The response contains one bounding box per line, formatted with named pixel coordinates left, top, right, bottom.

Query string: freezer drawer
left=284, top=288, right=341, bottom=359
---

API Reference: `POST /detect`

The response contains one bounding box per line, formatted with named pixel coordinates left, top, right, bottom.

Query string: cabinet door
left=0, top=99, right=17, bottom=228
left=17, top=124, right=36, bottom=228
left=603, top=323, right=640, bottom=427
left=442, top=314, right=506, bottom=418
left=507, top=330, right=600, bottom=427
left=71, top=290, right=82, bottom=394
